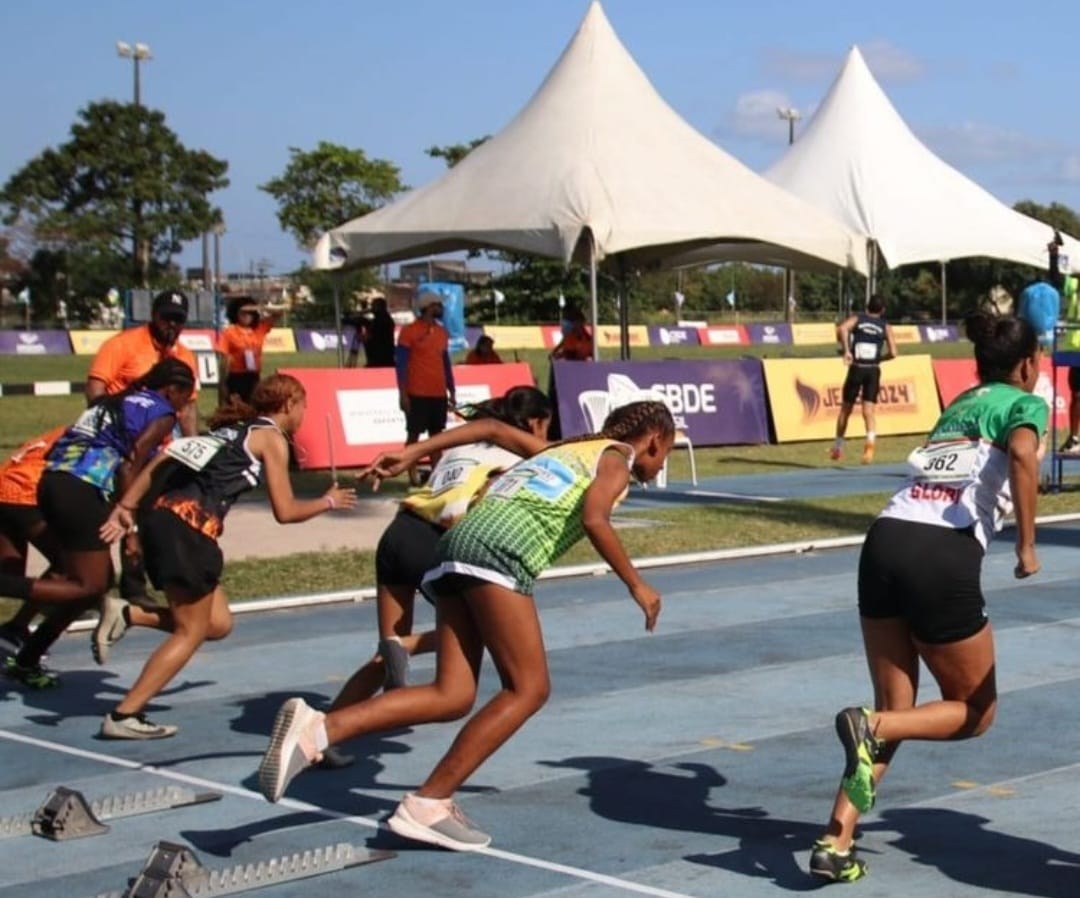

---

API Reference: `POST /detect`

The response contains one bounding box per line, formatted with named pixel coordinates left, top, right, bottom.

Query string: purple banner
left=919, top=324, right=958, bottom=343
left=464, top=326, right=484, bottom=350
left=0, top=330, right=72, bottom=355
left=745, top=323, right=792, bottom=345
left=553, top=359, right=769, bottom=445
left=293, top=327, right=357, bottom=352
left=647, top=326, right=701, bottom=348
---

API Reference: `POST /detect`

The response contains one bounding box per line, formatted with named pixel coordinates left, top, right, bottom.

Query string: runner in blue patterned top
left=810, top=311, right=1046, bottom=884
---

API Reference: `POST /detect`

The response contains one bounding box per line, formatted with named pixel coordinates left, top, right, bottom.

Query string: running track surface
left=2, top=468, right=1079, bottom=898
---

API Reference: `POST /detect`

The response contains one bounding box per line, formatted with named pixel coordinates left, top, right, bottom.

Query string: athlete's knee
left=511, top=674, right=551, bottom=714
left=206, top=616, right=233, bottom=640
left=434, top=684, right=478, bottom=720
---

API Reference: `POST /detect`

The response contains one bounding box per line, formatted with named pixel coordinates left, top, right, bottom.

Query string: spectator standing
left=547, top=306, right=593, bottom=440
left=217, top=296, right=280, bottom=404
left=362, top=297, right=396, bottom=368
left=464, top=334, right=502, bottom=365
left=396, top=292, right=456, bottom=486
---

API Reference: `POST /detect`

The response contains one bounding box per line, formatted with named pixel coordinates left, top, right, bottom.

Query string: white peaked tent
left=314, top=1, right=867, bottom=348
left=764, top=45, right=1080, bottom=275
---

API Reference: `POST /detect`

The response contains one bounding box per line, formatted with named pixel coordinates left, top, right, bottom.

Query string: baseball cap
left=416, top=291, right=443, bottom=311
left=151, top=290, right=189, bottom=320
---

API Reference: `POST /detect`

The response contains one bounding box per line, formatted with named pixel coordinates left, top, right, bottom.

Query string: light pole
left=116, top=41, right=152, bottom=107
left=776, top=106, right=801, bottom=322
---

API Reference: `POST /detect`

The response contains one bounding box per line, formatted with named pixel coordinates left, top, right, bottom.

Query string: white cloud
left=920, top=121, right=1058, bottom=166
left=723, top=89, right=814, bottom=142
left=1063, top=156, right=1080, bottom=182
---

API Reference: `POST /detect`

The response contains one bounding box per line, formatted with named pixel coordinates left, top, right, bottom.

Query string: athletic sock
left=312, top=719, right=329, bottom=754
left=833, top=438, right=845, bottom=450
left=865, top=431, right=876, bottom=444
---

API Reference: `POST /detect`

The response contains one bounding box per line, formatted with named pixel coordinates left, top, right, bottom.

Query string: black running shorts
left=842, top=365, right=882, bottom=405
left=141, top=506, right=223, bottom=599
left=0, top=503, right=43, bottom=550
left=375, top=509, right=443, bottom=599
left=858, top=517, right=987, bottom=644
left=37, top=471, right=111, bottom=552
left=405, top=395, right=449, bottom=441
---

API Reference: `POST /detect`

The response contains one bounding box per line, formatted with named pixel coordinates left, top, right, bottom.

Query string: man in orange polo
left=86, top=290, right=199, bottom=436
left=396, top=291, right=456, bottom=486
left=85, top=289, right=199, bottom=601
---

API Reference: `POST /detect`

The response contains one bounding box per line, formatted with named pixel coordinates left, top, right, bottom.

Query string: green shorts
left=422, top=523, right=537, bottom=598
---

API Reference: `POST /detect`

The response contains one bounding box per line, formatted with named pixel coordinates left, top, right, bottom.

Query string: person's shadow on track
left=541, top=755, right=821, bottom=890
left=863, top=808, right=1080, bottom=898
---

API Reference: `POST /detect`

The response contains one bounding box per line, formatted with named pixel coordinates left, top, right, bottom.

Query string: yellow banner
left=483, top=325, right=548, bottom=349
left=263, top=327, right=297, bottom=353
left=791, top=322, right=837, bottom=346
left=69, top=330, right=118, bottom=355
left=595, top=325, right=649, bottom=347
left=891, top=324, right=922, bottom=344
left=763, top=354, right=941, bottom=442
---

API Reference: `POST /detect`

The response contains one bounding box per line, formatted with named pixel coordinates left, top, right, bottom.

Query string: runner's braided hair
left=209, top=373, right=306, bottom=429
left=965, top=310, right=1038, bottom=383
left=558, top=399, right=674, bottom=446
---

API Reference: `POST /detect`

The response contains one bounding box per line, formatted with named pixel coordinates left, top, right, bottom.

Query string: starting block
left=89, top=839, right=394, bottom=898
left=0, top=785, right=221, bottom=841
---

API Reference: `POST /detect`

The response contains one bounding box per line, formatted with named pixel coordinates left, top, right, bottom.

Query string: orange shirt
left=555, top=327, right=593, bottom=361
left=398, top=319, right=450, bottom=398
left=0, top=426, right=66, bottom=506
left=465, top=349, right=503, bottom=365
left=218, top=320, right=274, bottom=374
left=87, top=325, right=199, bottom=395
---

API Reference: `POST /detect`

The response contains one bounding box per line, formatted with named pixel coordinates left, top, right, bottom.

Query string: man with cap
left=395, top=290, right=456, bottom=486
left=86, top=289, right=200, bottom=602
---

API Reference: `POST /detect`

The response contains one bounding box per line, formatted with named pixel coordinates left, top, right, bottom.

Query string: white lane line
left=0, top=728, right=702, bottom=898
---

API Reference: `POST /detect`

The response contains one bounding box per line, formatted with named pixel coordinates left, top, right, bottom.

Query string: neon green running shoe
left=836, top=706, right=882, bottom=813
left=4, top=655, right=60, bottom=689
left=809, top=838, right=868, bottom=882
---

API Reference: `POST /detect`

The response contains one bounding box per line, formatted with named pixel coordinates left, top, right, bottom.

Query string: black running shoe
left=809, top=838, right=867, bottom=882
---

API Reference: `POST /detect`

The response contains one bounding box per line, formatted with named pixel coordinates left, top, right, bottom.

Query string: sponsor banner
left=934, top=357, right=1067, bottom=430
left=697, top=325, right=748, bottom=347
left=483, top=325, right=550, bottom=350
left=263, top=327, right=298, bottom=353
left=0, top=330, right=72, bottom=355
left=791, top=322, right=837, bottom=346
left=647, top=326, right=701, bottom=348
left=891, top=324, right=922, bottom=344
left=745, top=323, right=792, bottom=345
left=177, top=328, right=218, bottom=352
left=293, top=327, right=358, bottom=353
left=281, top=362, right=536, bottom=469
left=763, top=355, right=941, bottom=442
left=69, top=329, right=118, bottom=355
left=920, top=324, right=959, bottom=343
left=552, top=359, right=769, bottom=445
left=594, top=325, right=650, bottom=348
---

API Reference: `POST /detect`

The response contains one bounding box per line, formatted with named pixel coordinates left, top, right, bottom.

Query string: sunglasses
left=157, top=312, right=187, bottom=324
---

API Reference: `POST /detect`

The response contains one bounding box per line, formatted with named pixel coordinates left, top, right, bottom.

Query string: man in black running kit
left=829, top=294, right=897, bottom=464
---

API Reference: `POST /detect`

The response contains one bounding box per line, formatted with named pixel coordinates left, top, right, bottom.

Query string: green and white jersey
left=880, top=381, right=1047, bottom=548
left=436, top=439, right=633, bottom=588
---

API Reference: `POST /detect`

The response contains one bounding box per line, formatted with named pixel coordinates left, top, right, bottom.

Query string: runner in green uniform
left=257, top=400, right=676, bottom=851
left=810, top=311, right=1046, bottom=883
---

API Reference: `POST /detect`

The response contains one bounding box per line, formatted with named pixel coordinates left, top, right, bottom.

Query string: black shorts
left=1069, top=367, right=1080, bottom=393
left=37, top=471, right=110, bottom=552
left=405, top=395, right=449, bottom=441
left=842, top=365, right=882, bottom=404
left=0, top=503, right=43, bottom=549
left=375, top=510, right=443, bottom=598
left=141, top=506, right=223, bottom=598
left=225, top=372, right=260, bottom=403
left=858, top=517, right=987, bottom=644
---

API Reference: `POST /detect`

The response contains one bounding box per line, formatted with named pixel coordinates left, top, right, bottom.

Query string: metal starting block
left=0, top=785, right=222, bottom=841
left=89, top=839, right=394, bottom=898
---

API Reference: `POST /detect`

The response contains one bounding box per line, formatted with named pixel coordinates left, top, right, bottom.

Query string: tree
left=260, top=142, right=407, bottom=250
left=0, top=101, right=228, bottom=287
left=425, top=137, right=490, bottom=169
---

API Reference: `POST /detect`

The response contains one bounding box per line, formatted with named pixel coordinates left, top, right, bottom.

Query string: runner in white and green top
left=812, top=311, right=1045, bottom=884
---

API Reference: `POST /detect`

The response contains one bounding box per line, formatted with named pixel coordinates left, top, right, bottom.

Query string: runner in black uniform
left=830, top=294, right=897, bottom=464
left=96, top=374, right=356, bottom=739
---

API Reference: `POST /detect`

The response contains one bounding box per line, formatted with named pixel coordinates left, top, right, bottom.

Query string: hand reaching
left=630, top=581, right=661, bottom=632
left=324, top=481, right=358, bottom=511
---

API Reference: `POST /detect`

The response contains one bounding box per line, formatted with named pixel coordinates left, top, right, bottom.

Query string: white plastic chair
left=577, top=389, right=612, bottom=433
left=603, top=376, right=697, bottom=488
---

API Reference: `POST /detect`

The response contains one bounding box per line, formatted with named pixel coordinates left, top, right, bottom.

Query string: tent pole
left=618, top=256, right=630, bottom=361
left=332, top=273, right=345, bottom=367
left=589, top=233, right=599, bottom=361
left=940, top=260, right=947, bottom=325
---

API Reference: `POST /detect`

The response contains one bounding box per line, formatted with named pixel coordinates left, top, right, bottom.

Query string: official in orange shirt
left=550, top=306, right=594, bottom=361
left=464, top=334, right=503, bottom=365
left=396, top=292, right=456, bottom=485
left=217, top=296, right=280, bottom=403
left=86, top=290, right=199, bottom=437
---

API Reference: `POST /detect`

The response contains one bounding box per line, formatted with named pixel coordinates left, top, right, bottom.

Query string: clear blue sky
left=3, top=0, right=1078, bottom=278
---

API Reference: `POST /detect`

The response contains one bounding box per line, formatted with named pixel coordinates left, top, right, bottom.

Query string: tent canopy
left=313, top=2, right=866, bottom=276
left=763, top=45, right=1080, bottom=272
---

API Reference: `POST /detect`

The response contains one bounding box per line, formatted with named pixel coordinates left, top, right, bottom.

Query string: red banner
left=933, top=358, right=1066, bottom=429
left=281, top=363, right=537, bottom=469
left=697, top=325, right=748, bottom=347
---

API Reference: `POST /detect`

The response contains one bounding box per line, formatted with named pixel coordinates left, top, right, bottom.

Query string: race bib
left=428, top=459, right=479, bottom=495
left=853, top=341, right=879, bottom=361
left=166, top=435, right=226, bottom=471
left=907, top=440, right=978, bottom=483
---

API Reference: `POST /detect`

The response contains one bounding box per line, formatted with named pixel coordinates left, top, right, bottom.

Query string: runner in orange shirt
left=217, top=296, right=281, bottom=403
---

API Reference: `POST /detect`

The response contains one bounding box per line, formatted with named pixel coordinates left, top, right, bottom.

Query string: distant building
left=398, top=258, right=493, bottom=288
